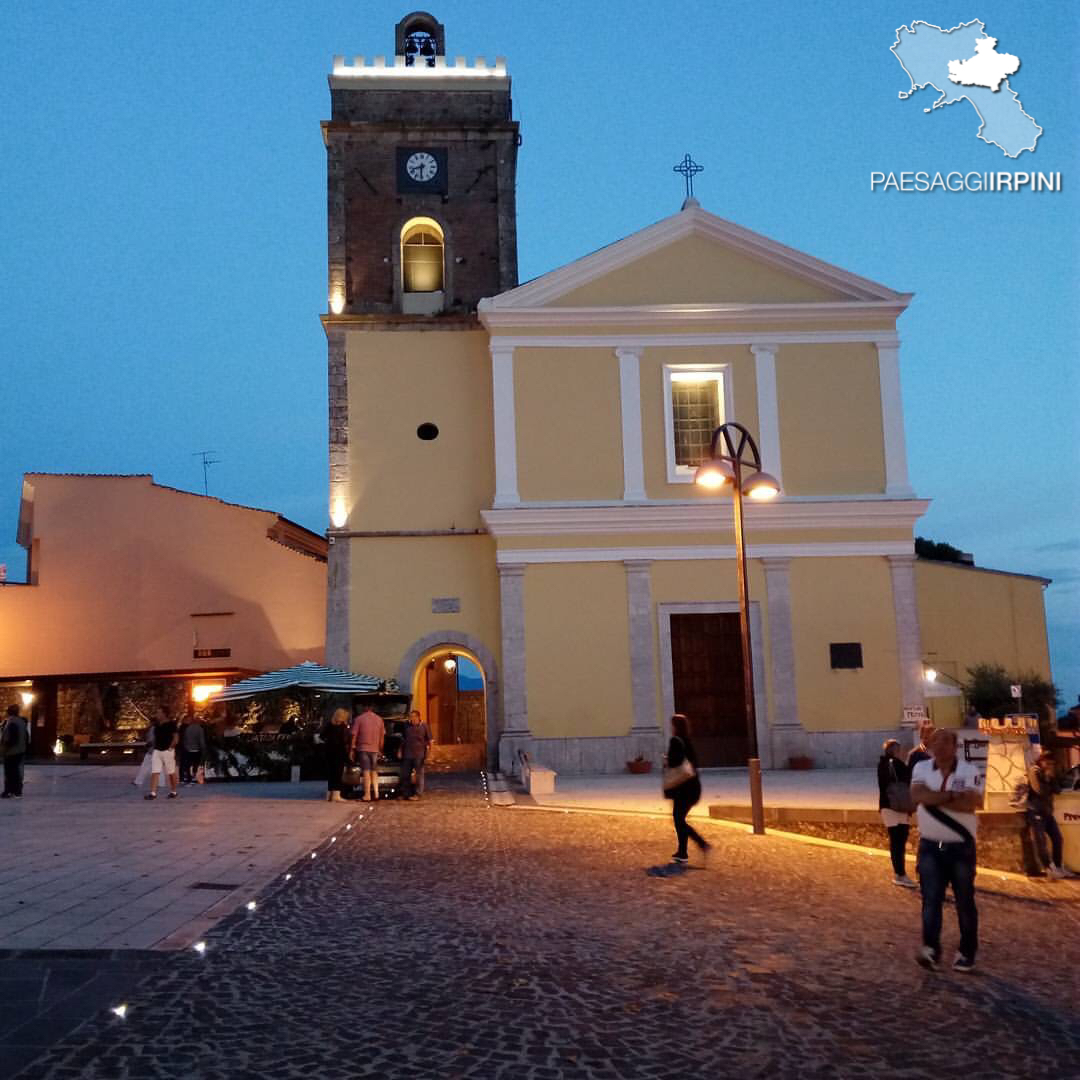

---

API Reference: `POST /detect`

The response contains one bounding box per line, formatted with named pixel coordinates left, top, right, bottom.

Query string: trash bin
left=1058, top=791, right=1080, bottom=873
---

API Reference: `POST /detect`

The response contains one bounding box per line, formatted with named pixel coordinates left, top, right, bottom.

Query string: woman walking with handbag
left=663, top=714, right=711, bottom=865
left=878, top=738, right=917, bottom=888
left=323, top=708, right=351, bottom=802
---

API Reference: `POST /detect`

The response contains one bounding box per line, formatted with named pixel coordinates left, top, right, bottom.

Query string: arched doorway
left=410, top=647, right=487, bottom=772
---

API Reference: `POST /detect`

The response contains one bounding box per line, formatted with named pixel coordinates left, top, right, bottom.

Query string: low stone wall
left=709, top=806, right=1033, bottom=874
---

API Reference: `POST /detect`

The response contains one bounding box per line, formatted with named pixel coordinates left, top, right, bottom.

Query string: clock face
left=406, top=152, right=439, bottom=183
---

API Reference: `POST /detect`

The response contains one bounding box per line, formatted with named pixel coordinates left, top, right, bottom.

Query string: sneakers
left=144, top=793, right=157, bottom=800
left=671, top=854, right=689, bottom=864
left=952, top=953, right=976, bottom=973
left=893, top=874, right=918, bottom=889
left=1047, top=864, right=1074, bottom=879
left=916, top=946, right=939, bottom=971
left=167, top=791, right=178, bottom=799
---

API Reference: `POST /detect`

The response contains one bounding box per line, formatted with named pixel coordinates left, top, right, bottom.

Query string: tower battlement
left=332, top=54, right=507, bottom=77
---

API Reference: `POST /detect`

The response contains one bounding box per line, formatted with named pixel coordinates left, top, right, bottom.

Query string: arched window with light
left=400, top=217, right=445, bottom=314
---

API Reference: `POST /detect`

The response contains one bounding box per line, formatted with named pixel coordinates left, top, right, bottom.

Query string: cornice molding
left=478, top=300, right=907, bottom=330
left=496, top=541, right=916, bottom=566
left=479, top=330, right=901, bottom=349
left=481, top=499, right=930, bottom=537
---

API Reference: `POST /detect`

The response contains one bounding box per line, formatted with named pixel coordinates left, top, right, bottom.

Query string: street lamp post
left=694, top=422, right=780, bottom=836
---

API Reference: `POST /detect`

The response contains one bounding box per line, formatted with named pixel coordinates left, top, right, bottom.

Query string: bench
left=518, top=750, right=556, bottom=797
left=78, top=742, right=143, bottom=761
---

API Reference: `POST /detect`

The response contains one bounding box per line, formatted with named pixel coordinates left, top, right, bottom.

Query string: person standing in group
left=907, top=721, right=935, bottom=769
left=323, top=708, right=351, bottom=803
left=350, top=702, right=384, bottom=802
left=910, top=728, right=984, bottom=972
left=133, top=716, right=156, bottom=787
left=179, top=715, right=206, bottom=785
left=1025, top=751, right=1074, bottom=879
left=401, top=709, right=432, bottom=801
left=662, top=714, right=711, bottom=865
left=145, top=708, right=180, bottom=800
left=878, top=739, right=916, bottom=888
left=1, top=704, right=29, bottom=799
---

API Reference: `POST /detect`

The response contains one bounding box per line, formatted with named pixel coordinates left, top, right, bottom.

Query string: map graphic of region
left=892, top=20, right=1042, bottom=158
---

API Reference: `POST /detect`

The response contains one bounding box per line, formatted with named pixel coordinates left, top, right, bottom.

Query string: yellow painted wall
left=345, top=329, right=493, bottom=531
left=347, top=534, right=500, bottom=682
left=640, top=346, right=760, bottom=500
left=789, top=558, right=901, bottom=731
left=0, top=476, right=326, bottom=678
left=916, top=561, right=1052, bottom=681
left=548, top=234, right=847, bottom=306
left=514, top=347, right=623, bottom=501
left=776, top=344, right=886, bottom=495
left=523, top=563, right=633, bottom=737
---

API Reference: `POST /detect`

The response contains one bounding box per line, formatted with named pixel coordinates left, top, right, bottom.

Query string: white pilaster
left=750, top=344, right=783, bottom=491
left=491, top=343, right=520, bottom=507
left=497, top=564, right=529, bottom=735
left=616, top=347, right=646, bottom=502
left=624, top=560, right=660, bottom=733
left=888, top=553, right=925, bottom=714
left=876, top=340, right=914, bottom=497
left=761, top=557, right=799, bottom=729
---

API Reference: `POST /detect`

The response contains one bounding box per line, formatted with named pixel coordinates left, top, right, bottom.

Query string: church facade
left=321, top=14, right=1052, bottom=773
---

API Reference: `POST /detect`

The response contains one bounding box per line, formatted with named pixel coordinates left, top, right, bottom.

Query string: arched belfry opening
left=396, top=12, right=445, bottom=64
left=400, top=216, right=445, bottom=313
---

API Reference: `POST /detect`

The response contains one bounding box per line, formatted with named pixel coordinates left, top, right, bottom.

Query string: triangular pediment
left=481, top=205, right=909, bottom=313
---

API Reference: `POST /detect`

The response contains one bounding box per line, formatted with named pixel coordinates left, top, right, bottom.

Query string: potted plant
left=626, top=755, right=653, bottom=774
left=788, top=754, right=814, bottom=770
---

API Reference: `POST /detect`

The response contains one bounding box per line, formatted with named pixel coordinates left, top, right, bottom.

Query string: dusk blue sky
left=2, top=3, right=1077, bottom=704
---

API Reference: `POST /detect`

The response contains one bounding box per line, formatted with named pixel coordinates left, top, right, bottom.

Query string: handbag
left=885, top=760, right=913, bottom=814
left=662, top=738, right=697, bottom=793
left=341, top=764, right=363, bottom=787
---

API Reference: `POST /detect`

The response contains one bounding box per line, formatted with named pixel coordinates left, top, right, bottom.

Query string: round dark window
left=417, top=423, right=439, bottom=441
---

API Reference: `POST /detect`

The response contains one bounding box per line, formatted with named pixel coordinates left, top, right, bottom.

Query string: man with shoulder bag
left=910, top=728, right=985, bottom=973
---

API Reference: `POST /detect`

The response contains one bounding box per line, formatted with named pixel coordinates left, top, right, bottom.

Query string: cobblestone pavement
left=14, top=776, right=1080, bottom=1080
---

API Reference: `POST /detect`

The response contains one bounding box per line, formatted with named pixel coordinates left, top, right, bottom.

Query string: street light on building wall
left=694, top=422, right=780, bottom=836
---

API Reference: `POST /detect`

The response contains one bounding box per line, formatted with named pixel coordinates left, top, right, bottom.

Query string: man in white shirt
left=910, top=728, right=984, bottom=973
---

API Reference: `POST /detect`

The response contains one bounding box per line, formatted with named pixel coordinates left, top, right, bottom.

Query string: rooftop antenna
left=192, top=450, right=221, bottom=496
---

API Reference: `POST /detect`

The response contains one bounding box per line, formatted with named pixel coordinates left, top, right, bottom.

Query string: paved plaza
left=2, top=768, right=1079, bottom=1079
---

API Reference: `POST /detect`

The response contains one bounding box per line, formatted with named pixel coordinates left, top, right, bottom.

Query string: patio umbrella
left=211, top=661, right=386, bottom=701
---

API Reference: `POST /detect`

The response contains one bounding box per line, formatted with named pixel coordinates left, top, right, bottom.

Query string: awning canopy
left=212, top=661, right=386, bottom=702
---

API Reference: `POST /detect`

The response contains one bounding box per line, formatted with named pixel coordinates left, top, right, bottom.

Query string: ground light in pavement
left=109, top=1005, right=128, bottom=1020
left=246, top=900, right=257, bottom=911
left=193, top=941, right=207, bottom=955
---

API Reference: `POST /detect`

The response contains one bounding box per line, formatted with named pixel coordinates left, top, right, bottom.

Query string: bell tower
left=323, top=14, right=520, bottom=671
left=323, top=11, right=519, bottom=317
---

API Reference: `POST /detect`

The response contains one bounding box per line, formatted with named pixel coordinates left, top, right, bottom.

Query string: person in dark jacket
left=322, top=708, right=351, bottom=803
left=1, top=704, right=29, bottom=799
left=664, top=714, right=711, bottom=864
left=878, top=739, right=916, bottom=887
left=400, top=710, right=433, bottom=800
left=1026, top=752, right=1074, bottom=879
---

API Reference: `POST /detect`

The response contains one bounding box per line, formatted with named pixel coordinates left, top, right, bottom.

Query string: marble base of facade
left=770, top=726, right=906, bottom=769
left=499, top=731, right=666, bottom=777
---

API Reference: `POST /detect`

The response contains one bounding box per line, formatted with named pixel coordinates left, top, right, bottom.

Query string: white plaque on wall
left=432, top=597, right=461, bottom=614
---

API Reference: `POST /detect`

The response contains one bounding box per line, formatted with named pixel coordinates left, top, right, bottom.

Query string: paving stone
left=8, top=775, right=1080, bottom=1078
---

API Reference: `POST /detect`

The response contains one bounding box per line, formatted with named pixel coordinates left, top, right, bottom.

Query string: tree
left=964, top=663, right=1060, bottom=730
left=915, top=537, right=966, bottom=563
